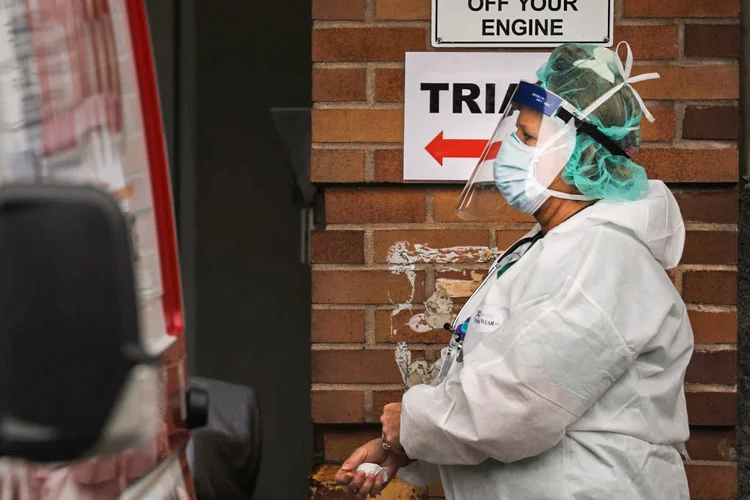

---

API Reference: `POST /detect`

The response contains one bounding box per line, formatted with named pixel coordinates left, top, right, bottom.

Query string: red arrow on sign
left=425, top=131, right=502, bottom=166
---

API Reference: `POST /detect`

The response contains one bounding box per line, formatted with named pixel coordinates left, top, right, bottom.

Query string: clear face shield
left=455, top=81, right=634, bottom=220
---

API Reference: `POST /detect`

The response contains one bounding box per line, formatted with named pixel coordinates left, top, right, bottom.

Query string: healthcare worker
left=336, top=42, right=693, bottom=499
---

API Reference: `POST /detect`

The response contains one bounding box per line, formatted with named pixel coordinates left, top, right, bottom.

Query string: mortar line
left=364, top=307, right=376, bottom=345
left=676, top=264, right=737, bottom=272
left=642, top=140, right=737, bottom=149
left=644, top=99, right=738, bottom=106
left=675, top=102, right=686, bottom=141
left=364, top=149, right=376, bottom=181
left=364, top=389, right=374, bottom=422
left=621, top=18, right=739, bottom=24
left=313, top=102, right=403, bottom=110
left=425, top=266, right=436, bottom=298
left=311, top=304, right=368, bottom=310
left=614, top=0, right=624, bottom=22
left=365, top=63, right=376, bottom=103
left=312, top=143, right=403, bottom=150
left=313, top=340, right=443, bottom=351
left=313, top=62, right=369, bottom=69
left=685, top=304, right=737, bottom=312
left=673, top=268, right=684, bottom=295
left=312, top=383, right=403, bottom=391
left=693, top=344, right=738, bottom=352
left=488, top=227, right=498, bottom=248
left=633, top=58, right=738, bottom=66
left=425, top=190, right=435, bottom=223
left=314, top=62, right=405, bottom=70
left=314, top=20, right=429, bottom=29
left=364, top=229, right=375, bottom=264
left=683, top=223, right=738, bottom=231
left=684, top=383, right=736, bottom=393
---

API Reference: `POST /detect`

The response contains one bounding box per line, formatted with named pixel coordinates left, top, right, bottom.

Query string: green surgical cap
left=537, top=43, right=649, bottom=201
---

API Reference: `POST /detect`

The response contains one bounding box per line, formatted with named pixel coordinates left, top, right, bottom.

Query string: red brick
left=636, top=65, right=738, bottom=100
left=636, top=148, right=737, bottom=183
left=496, top=230, right=535, bottom=250
left=673, top=187, right=738, bottom=224
left=375, top=0, right=430, bottom=20
left=325, top=187, right=426, bottom=223
left=683, top=231, right=738, bottom=265
left=375, top=68, right=405, bottom=102
left=688, top=309, right=737, bottom=344
left=685, top=463, right=737, bottom=500
left=613, top=25, right=678, bottom=60
left=312, top=28, right=426, bottom=62
left=312, top=390, right=365, bottom=423
left=686, top=349, right=737, bottom=385
left=374, top=229, right=490, bottom=263
left=323, top=427, right=381, bottom=461
left=311, top=149, right=366, bottom=183
left=372, top=391, right=404, bottom=422
left=640, top=107, right=675, bottom=142
left=311, top=309, right=366, bottom=343
left=312, top=270, right=426, bottom=304
left=683, top=271, right=737, bottom=305
left=683, top=105, right=739, bottom=141
left=312, top=0, right=366, bottom=20
left=311, top=230, right=365, bottom=264
left=687, top=427, right=737, bottom=462
left=375, top=308, right=454, bottom=344
left=686, top=391, right=736, bottom=426
left=433, top=187, right=534, bottom=223
left=625, top=0, right=740, bottom=17
left=685, top=24, right=741, bottom=58
left=313, top=68, right=367, bottom=102
left=312, top=109, right=404, bottom=143
left=312, top=349, right=424, bottom=383
left=374, top=149, right=404, bottom=182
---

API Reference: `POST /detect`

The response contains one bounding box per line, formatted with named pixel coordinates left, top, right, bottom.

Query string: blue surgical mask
left=492, top=133, right=551, bottom=216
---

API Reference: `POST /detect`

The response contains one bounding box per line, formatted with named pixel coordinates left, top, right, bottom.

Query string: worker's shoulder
left=536, top=222, right=666, bottom=280
left=541, top=222, right=648, bottom=256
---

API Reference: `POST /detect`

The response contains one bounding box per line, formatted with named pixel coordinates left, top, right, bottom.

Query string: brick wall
left=310, top=0, right=740, bottom=498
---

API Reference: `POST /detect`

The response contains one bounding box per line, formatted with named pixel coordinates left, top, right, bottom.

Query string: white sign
left=432, top=0, right=614, bottom=48
left=403, top=52, right=548, bottom=182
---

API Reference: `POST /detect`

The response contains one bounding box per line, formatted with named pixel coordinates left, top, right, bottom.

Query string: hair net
left=536, top=43, right=650, bottom=201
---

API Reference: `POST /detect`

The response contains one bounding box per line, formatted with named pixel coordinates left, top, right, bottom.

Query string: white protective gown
left=398, top=180, right=693, bottom=499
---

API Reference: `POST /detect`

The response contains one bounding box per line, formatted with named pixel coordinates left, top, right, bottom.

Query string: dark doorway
left=146, top=1, right=313, bottom=498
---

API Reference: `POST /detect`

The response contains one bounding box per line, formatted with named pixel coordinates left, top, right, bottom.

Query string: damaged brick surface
left=311, top=0, right=742, bottom=497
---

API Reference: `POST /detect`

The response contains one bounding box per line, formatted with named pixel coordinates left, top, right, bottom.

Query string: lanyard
left=431, top=228, right=540, bottom=383
left=447, top=231, right=544, bottom=343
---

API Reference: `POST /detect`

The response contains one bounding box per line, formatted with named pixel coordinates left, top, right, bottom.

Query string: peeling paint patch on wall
left=387, top=241, right=499, bottom=265
left=387, top=241, right=495, bottom=337
left=437, top=278, right=481, bottom=298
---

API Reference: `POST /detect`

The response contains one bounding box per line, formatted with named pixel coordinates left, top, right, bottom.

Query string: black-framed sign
left=431, top=0, right=614, bottom=48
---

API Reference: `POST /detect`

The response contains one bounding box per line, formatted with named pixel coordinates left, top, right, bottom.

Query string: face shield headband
left=529, top=41, right=661, bottom=170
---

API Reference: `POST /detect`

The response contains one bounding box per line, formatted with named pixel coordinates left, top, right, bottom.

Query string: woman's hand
left=335, top=438, right=409, bottom=498
left=381, top=403, right=403, bottom=453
